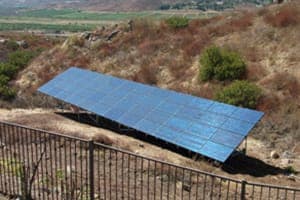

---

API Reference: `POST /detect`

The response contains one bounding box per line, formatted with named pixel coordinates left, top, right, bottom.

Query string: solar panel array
left=38, top=67, right=264, bottom=162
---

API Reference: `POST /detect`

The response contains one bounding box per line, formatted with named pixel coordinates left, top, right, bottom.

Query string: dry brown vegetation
left=131, top=65, right=158, bottom=85
left=15, top=2, right=300, bottom=114
left=264, top=4, right=300, bottom=28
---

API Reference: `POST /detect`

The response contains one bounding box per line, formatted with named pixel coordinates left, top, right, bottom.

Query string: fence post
left=89, top=140, right=94, bottom=200
left=241, top=180, right=247, bottom=200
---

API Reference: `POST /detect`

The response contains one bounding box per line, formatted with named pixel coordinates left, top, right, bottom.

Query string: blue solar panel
left=187, top=123, right=217, bottom=140
left=199, top=141, right=233, bottom=162
left=211, top=130, right=244, bottom=148
left=118, top=113, right=142, bottom=127
left=38, top=67, right=264, bottom=163
left=145, top=110, right=171, bottom=124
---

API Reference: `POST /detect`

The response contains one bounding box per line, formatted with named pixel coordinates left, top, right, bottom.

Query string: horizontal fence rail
left=0, top=121, right=299, bottom=199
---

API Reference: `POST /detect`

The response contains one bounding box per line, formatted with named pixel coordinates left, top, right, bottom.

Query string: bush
left=160, top=4, right=171, bottom=10
left=166, top=16, right=189, bottom=29
left=0, top=63, right=18, bottom=77
left=284, top=166, right=298, bottom=175
left=0, top=74, right=15, bottom=99
left=0, top=50, right=38, bottom=100
left=0, top=85, right=15, bottom=99
left=215, top=80, right=262, bottom=109
left=0, top=74, right=9, bottom=85
left=8, top=50, right=36, bottom=69
left=199, top=46, right=246, bottom=81
left=5, top=40, right=19, bottom=51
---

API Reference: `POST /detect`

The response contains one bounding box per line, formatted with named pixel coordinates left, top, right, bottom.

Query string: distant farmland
left=0, top=8, right=216, bottom=32
left=0, top=22, right=97, bottom=32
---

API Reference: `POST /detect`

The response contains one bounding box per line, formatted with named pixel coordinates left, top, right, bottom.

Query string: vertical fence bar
left=241, top=180, right=247, bottom=200
left=89, top=140, right=94, bottom=200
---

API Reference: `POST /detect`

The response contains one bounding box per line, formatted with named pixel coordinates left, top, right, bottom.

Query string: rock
left=176, top=181, right=182, bottom=190
left=270, top=150, right=280, bottom=159
left=80, top=31, right=91, bottom=40
left=282, top=151, right=294, bottom=159
left=280, top=158, right=293, bottom=166
left=292, top=144, right=300, bottom=154
left=287, top=175, right=296, bottom=182
left=90, top=35, right=101, bottom=41
left=160, top=174, right=169, bottom=182
left=107, top=30, right=119, bottom=41
left=0, top=38, right=7, bottom=44
left=139, top=143, right=144, bottom=148
left=16, top=40, right=28, bottom=48
left=128, top=20, right=133, bottom=31
left=183, top=183, right=191, bottom=192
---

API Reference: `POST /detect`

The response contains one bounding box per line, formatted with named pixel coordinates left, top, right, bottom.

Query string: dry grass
left=69, top=54, right=90, bottom=67
left=264, top=4, right=300, bottom=27
left=246, top=63, right=266, bottom=81
left=137, top=39, right=165, bottom=55
left=229, top=12, right=254, bottom=31
left=260, top=72, right=300, bottom=99
left=168, top=55, right=192, bottom=80
left=131, top=65, right=158, bottom=85
left=98, top=43, right=118, bottom=58
left=242, top=46, right=262, bottom=62
left=207, top=12, right=254, bottom=37
left=257, top=93, right=280, bottom=114
left=182, top=30, right=210, bottom=58
left=170, top=83, right=217, bottom=100
left=68, top=35, right=85, bottom=47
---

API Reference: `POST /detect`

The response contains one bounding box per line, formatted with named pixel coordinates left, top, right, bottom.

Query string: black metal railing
left=0, top=121, right=299, bottom=199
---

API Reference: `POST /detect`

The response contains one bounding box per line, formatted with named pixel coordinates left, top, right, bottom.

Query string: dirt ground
left=0, top=194, right=7, bottom=200
left=0, top=108, right=299, bottom=189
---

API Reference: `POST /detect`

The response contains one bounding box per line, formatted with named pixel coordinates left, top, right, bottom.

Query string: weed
left=284, top=166, right=298, bottom=175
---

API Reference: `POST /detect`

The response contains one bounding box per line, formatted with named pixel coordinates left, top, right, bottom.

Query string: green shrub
left=5, top=40, right=19, bottom=51
left=0, top=63, right=18, bottom=78
left=284, top=166, right=298, bottom=175
left=215, top=80, right=262, bottom=109
left=0, top=75, right=15, bottom=99
left=0, top=50, right=37, bottom=100
left=0, top=86, right=15, bottom=99
left=8, top=50, right=36, bottom=69
left=199, top=46, right=223, bottom=81
left=0, top=74, right=9, bottom=85
left=199, top=46, right=246, bottom=81
left=166, top=16, right=189, bottom=28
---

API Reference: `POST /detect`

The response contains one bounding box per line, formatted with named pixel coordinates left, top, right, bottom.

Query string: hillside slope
left=3, top=2, right=299, bottom=186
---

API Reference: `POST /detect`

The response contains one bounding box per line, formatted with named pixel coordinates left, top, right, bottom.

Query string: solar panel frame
left=38, top=67, right=264, bottom=163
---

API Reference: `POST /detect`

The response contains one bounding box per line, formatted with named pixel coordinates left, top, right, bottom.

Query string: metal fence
left=0, top=121, right=299, bottom=200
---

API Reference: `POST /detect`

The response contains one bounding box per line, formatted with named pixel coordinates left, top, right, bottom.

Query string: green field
left=17, top=9, right=207, bottom=21
left=0, top=22, right=97, bottom=32
left=0, top=8, right=215, bottom=32
left=19, top=9, right=153, bottom=21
